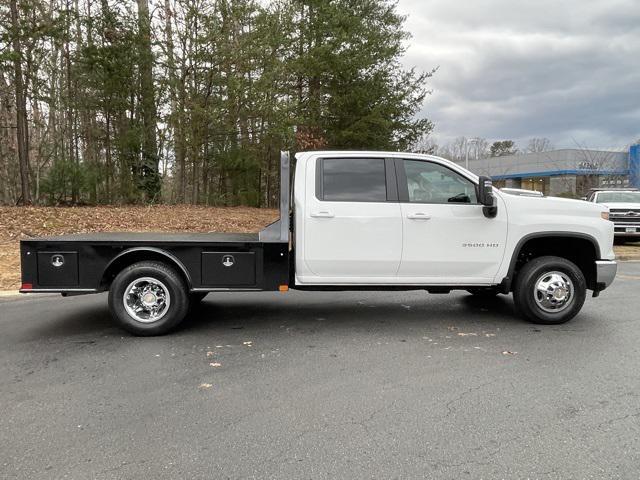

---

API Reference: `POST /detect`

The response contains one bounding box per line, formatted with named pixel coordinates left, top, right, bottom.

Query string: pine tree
left=289, top=0, right=434, bottom=150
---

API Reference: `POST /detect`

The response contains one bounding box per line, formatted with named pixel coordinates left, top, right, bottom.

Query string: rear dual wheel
left=108, top=261, right=191, bottom=336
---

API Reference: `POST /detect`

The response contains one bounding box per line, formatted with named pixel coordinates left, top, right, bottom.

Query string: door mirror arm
left=477, top=176, right=498, bottom=218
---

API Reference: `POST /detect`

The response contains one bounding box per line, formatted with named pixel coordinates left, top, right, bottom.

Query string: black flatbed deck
left=20, top=231, right=289, bottom=293
left=25, top=232, right=260, bottom=243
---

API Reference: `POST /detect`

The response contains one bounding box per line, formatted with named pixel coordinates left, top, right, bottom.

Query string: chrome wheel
left=533, top=271, right=573, bottom=313
left=123, top=277, right=171, bottom=323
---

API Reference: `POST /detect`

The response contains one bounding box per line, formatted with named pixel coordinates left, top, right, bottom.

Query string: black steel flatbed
left=26, top=232, right=260, bottom=243
left=20, top=234, right=289, bottom=294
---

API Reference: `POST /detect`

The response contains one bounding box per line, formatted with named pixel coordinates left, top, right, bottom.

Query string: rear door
left=396, top=158, right=508, bottom=283
left=303, top=157, right=402, bottom=279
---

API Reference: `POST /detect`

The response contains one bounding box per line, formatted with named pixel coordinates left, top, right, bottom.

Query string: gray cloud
left=397, top=0, right=640, bottom=149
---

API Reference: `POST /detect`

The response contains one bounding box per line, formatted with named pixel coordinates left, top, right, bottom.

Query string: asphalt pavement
left=1, top=263, right=640, bottom=479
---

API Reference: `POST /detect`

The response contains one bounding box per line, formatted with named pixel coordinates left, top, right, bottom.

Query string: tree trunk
left=163, top=0, right=185, bottom=203
left=9, top=0, right=31, bottom=205
left=137, top=0, right=160, bottom=201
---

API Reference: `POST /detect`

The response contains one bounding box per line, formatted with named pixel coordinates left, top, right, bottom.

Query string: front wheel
left=108, top=261, right=190, bottom=336
left=513, top=256, right=586, bottom=325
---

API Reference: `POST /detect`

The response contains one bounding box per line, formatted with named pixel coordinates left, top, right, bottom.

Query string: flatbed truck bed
left=20, top=232, right=289, bottom=294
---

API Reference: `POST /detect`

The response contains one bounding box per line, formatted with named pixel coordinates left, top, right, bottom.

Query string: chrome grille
left=610, top=208, right=640, bottom=224
left=612, top=217, right=640, bottom=224
left=609, top=208, right=640, bottom=214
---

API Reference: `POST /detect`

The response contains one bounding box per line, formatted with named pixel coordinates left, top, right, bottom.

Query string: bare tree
left=411, top=134, right=438, bottom=154
left=450, top=137, right=467, bottom=162
left=527, top=137, right=552, bottom=153
left=473, top=137, right=490, bottom=159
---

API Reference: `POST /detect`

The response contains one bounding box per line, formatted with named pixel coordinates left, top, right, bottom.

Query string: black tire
left=108, top=261, right=190, bottom=336
left=513, top=255, right=586, bottom=325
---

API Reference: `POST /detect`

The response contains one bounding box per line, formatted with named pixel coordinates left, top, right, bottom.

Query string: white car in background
left=586, top=188, right=640, bottom=242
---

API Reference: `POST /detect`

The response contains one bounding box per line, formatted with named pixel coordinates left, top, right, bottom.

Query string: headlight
left=601, top=211, right=609, bottom=220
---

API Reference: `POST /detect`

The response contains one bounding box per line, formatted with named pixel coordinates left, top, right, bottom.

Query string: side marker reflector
left=279, top=285, right=289, bottom=292
left=21, top=283, right=33, bottom=290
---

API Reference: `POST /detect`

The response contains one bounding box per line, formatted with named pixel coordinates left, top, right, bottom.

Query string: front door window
left=404, top=160, right=478, bottom=204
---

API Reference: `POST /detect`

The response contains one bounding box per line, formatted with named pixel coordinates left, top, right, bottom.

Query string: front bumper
left=595, top=260, right=617, bottom=291
left=614, top=230, right=640, bottom=237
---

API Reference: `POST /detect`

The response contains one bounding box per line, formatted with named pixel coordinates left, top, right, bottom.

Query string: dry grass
left=0, top=206, right=278, bottom=291
left=614, top=242, right=640, bottom=260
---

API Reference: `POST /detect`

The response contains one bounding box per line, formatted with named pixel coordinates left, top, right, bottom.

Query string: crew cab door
left=301, top=157, right=402, bottom=279
left=396, top=159, right=508, bottom=283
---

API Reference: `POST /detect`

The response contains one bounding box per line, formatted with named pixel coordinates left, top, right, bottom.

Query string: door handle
left=310, top=211, right=334, bottom=218
left=407, top=213, right=431, bottom=220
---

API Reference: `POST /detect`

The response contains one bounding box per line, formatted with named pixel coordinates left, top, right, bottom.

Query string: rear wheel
left=108, top=261, right=190, bottom=336
left=513, top=256, right=586, bottom=325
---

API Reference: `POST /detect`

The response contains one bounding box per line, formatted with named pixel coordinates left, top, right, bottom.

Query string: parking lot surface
left=2, top=263, right=640, bottom=479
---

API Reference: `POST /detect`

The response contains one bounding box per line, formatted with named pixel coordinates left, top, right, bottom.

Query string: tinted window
left=321, top=158, right=387, bottom=202
left=403, top=160, right=478, bottom=204
left=596, top=191, right=640, bottom=203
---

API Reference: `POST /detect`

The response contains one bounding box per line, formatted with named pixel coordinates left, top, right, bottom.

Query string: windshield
left=596, top=191, right=640, bottom=203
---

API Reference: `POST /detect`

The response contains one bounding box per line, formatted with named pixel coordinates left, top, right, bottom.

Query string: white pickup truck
left=585, top=188, right=640, bottom=241
left=20, top=151, right=617, bottom=335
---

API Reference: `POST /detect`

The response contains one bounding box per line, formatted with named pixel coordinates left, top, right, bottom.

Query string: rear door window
left=319, top=158, right=388, bottom=202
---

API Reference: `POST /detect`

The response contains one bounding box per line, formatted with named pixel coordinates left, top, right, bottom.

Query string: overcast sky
left=396, top=0, right=640, bottom=150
